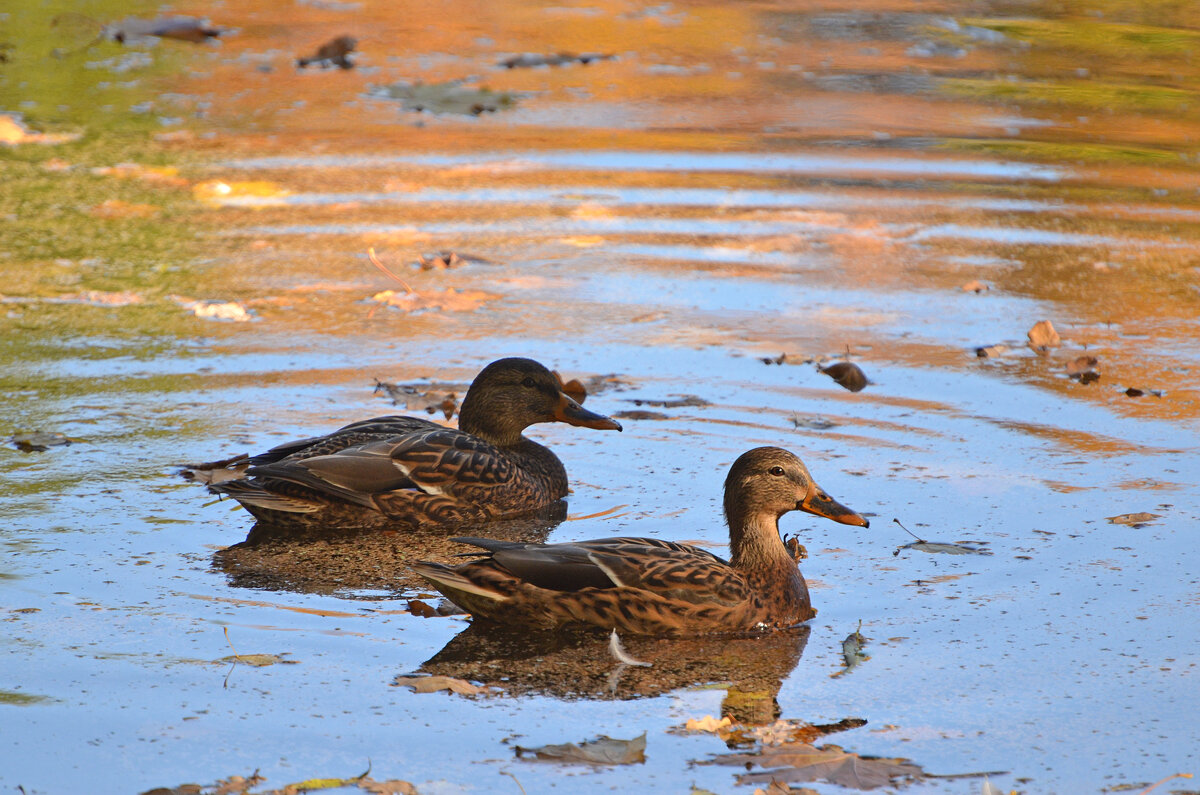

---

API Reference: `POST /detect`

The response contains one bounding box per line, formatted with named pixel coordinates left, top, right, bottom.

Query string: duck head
left=459, top=357, right=622, bottom=445
left=724, top=446, right=869, bottom=532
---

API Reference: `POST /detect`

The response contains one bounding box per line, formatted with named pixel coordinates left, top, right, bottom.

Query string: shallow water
left=2, top=0, right=1200, bottom=793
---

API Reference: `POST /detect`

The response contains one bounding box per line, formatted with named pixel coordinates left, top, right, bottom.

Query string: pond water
left=2, top=0, right=1199, bottom=793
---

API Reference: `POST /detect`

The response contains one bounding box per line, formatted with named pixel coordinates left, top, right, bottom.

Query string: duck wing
left=244, top=426, right=515, bottom=509
left=453, top=536, right=747, bottom=606
left=248, top=415, right=442, bottom=465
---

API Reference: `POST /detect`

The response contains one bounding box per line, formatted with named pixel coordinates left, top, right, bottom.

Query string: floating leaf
left=1124, top=387, right=1164, bottom=398
left=1106, top=512, right=1161, bottom=528
left=392, top=674, right=490, bottom=695
left=613, top=409, right=670, bottom=420
left=685, top=715, right=733, bottom=733
left=836, top=622, right=869, bottom=675
left=218, top=653, right=285, bottom=667
left=9, top=431, right=72, bottom=452
left=713, top=741, right=926, bottom=789
left=369, top=287, right=499, bottom=313
left=373, top=380, right=460, bottom=419
left=516, top=733, right=646, bottom=765
left=961, top=280, right=989, bottom=293
left=500, top=52, right=614, bottom=68
left=172, top=297, right=254, bottom=322
left=298, top=35, right=356, bottom=69
left=895, top=541, right=992, bottom=556
left=630, top=395, right=710, bottom=408
left=370, top=81, right=519, bottom=115
left=975, top=344, right=1008, bottom=358
left=1027, top=320, right=1061, bottom=349
left=819, top=362, right=868, bottom=392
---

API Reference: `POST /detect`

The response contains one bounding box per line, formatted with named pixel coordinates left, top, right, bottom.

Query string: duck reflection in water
left=212, top=503, right=567, bottom=596
left=414, top=621, right=812, bottom=725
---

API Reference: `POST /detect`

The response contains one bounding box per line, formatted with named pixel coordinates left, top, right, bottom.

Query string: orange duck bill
left=552, top=393, right=623, bottom=431
left=799, top=481, right=869, bottom=527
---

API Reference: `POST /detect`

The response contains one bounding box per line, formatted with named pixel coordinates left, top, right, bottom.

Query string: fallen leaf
left=975, top=344, right=1008, bottom=358
left=753, top=783, right=820, bottom=795
left=359, top=778, right=420, bottom=795
left=370, top=80, right=519, bottom=115
left=373, top=380, right=461, bottom=418
left=1106, top=512, right=1161, bottom=528
left=9, top=432, right=72, bottom=452
left=685, top=715, right=733, bottom=733
left=500, top=52, right=614, bottom=68
left=392, top=674, right=490, bottom=695
left=1067, top=356, right=1099, bottom=377
left=713, top=741, right=926, bottom=789
left=613, top=409, right=670, bottom=421
left=835, top=622, right=869, bottom=676
left=894, top=541, right=992, bottom=556
left=783, top=535, right=807, bottom=562
left=370, top=287, right=499, bottom=313
left=298, top=35, right=356, bottom=69
left=108, top=16, right=223, bottom=44
left=407, top=599, right=438, bottom=618
left=172, top=296, right=254, bottom=322
left=218, top=653, right=284, bottom=667
left=819, top=362, right=868, bottom=392
left=961, top=280, right=989, bottom=293
left=1027, top=320, right=1061, bottom=349
left=630, top=395, right=710, bottom=408
left=516, top=733, right=646, bottom=765
left=1124, top=387, right=1164, bottom=398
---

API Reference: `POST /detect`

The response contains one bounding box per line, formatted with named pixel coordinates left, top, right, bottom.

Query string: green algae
left=940, top=138, right=1196, bottom=168
left=942, top=76, right=1195, bottom=114
left=963, top=17, right=1200, bottom=61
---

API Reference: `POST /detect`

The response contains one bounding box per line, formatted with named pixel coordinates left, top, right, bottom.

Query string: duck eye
left=522, top=376, right=537, bottom=388
left=768, top=466, right=785, bottom=476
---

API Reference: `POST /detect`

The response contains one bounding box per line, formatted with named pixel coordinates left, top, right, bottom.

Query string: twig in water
left=501, top=770, right=527, bottom=795
left=367, top=247, right=414, bottom=293
left=1137, top=773, right=1193, bottom=795
left=893, top=517, right=925, bottom=542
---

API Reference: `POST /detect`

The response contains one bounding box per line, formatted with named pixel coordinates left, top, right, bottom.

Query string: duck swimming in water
left=210, top=357, right=622, bottom=532
left=410, top=447, right=868, bottom=636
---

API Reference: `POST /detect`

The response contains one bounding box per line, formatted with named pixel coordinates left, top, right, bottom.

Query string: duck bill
left=799, top=483, right=869, bottom=527
left=552, top=393, right=623, bottom=431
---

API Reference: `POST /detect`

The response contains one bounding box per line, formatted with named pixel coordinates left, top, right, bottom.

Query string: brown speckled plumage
left=410, top=447, right=869, bottom=636
left=209, top=358, right=621, bottom=532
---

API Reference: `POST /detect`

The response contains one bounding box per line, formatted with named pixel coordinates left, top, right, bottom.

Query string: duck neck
left=728, top=509, right=794, bottom=571
left=458, top=393, right=525, bottom=447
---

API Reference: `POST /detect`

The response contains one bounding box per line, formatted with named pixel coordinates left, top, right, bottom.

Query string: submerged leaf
left=895, top=541, right=992, bottom=556
left=713, top=740, right=925, bottom=789
left=392, top=674, right=490, bottom=695
left=9, top=431, right=72, bottom=452
left=517, top=733, right=646, bottom=765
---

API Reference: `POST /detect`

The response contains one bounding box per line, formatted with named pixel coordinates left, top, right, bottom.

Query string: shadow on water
left=213, top=502, right=567, bottom=596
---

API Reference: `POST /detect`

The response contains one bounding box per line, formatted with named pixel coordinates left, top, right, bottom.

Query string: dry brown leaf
left=392, top=674, right=490, bottom=695
left=1106, top=512, right=1161, bottom=527
left=820, top=362, right=868, bottom=392
left=406, top=599, right=438, bottom=618
left=1066, top=356, right=1099, bottom=376
left=975, top=344, right=1008, bottom=358
left=685, top=715, right=733, bottom=733
left=370, top=287, right=499, bottom=313
left=516, top=733, right=646, bottom=765
left=961, top=280, right=989, bottom=293
left=715, top=741, right=925, bottom=789
left=359, top=778, right=420, bottom=795
left=1027, top=320, right=1061, bottom=348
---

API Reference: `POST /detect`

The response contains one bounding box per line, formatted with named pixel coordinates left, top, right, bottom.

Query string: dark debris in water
left=629, top=394, right=710, bottom=408
left=500, top=52, right=615, bottom=69
left=819, top=361, right=869, bottom=392
left=368, top=80, right=519, bottom=115
left=515, top=732, right=646, bottom=766
left=373, top=379, right=462, bottom=419
left=8, top=431, right=72, bottom=452
left=297, top=35, right=356, bottom=69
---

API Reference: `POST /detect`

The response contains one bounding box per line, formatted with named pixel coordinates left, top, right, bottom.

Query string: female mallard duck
left=410, top=447, right=868, bottom=636
left=210, top=358, right=622, bottom=532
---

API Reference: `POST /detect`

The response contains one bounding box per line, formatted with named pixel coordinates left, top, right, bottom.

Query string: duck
left=210, top=357, right=622, bottom=532
left=410, top=446, right=868, bottom=636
